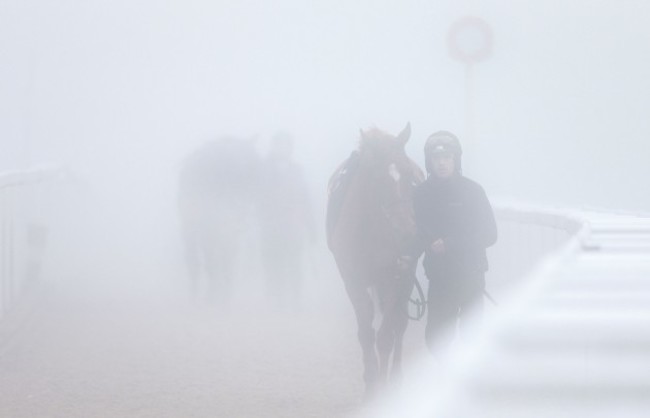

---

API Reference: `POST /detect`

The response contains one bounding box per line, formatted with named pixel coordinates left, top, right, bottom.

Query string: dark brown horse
left=327, top=123, right=424, bottom=396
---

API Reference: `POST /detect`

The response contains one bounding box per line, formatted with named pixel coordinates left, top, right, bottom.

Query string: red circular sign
left=447, top=16, right=493, bottom=64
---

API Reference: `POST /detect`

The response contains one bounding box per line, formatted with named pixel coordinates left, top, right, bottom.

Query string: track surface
left=0, top=270, right=429, bottom=418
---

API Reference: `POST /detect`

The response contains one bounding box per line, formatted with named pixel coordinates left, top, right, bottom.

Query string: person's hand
left=430, top=238, right=445, bottom=254
left=397, top=255, right=413, bottom=271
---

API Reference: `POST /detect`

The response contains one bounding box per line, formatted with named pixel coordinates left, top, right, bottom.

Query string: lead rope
left=406, top=274, right=427, bottom=320
left=380, top=195, right=428, bottom=321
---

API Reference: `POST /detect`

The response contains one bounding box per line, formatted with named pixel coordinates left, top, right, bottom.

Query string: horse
left=326, top=123, right=425, bottom=396
left=177, top=136, right=260, bottom=306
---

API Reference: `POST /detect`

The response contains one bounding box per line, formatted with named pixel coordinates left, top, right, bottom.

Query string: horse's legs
left=375, top=281, right=397, bottom=385
left=376, top=279, right=412, bottom=387
left=389, top=294, right=410, bottom=385
left=182, top=226, right=201, bottom=299
left=204, top=239, right=235, bottom=307
left=284, top=248, right=304, bottom=312
left=343, top=279, right=378, bottom=396
left=376, top=314, right=395, bottom=385
left=261, top=242, right=301, bottom=311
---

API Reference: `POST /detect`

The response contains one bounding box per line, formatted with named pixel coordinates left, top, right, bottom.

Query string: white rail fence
left=362, top=203, right=650, bottom=418
left=486, top=203, right=582, bottom=299
left=0, top=167, right=65, bottom=321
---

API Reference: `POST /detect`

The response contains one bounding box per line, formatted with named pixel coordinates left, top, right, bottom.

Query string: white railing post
left=0, top=167, right=62, bottom=321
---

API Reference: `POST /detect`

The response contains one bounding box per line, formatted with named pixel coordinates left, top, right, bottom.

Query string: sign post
left=447, top=16, right=493, bottom=154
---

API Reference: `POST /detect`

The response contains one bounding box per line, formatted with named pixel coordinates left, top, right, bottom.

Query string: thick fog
left=3, top=0, right=650, bottom=211
left=2, top=0, right=650, bottom=416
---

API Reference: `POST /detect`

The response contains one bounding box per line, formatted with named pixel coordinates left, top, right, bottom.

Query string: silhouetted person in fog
left=178, top=137, right=260, bottom=306
left=257, top=132, right=316, bottom=311
left=404, top=131, right=497, bottom=351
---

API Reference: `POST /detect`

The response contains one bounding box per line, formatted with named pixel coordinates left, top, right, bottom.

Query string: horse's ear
left=359, top=128, right=366, bottom=141
left=397, top=122, right=411, bottom=145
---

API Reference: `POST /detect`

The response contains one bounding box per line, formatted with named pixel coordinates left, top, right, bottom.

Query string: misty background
left=2, top=1, right=650, bottom=416
left=3, top=0, right=650, bottom=213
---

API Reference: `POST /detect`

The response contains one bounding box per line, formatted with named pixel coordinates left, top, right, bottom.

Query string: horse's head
left=357, top=123, right=424, bottom=238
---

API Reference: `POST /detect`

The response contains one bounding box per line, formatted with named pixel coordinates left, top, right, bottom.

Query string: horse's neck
left=343, top=169, right=378, bottom=213
left=335, top=168, right=391, bottom=240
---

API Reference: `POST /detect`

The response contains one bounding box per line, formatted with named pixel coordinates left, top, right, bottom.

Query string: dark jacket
left=410, top=174, right=497, bottom=279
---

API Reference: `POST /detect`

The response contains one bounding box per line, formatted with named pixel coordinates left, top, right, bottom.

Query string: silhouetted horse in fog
left=178, top=137, right=259, bottom=305
left=327, top=123, right=424, bottom=396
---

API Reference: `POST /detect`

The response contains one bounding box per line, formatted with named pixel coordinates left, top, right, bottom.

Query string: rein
left=408, top=278, right=427, bottom=320
left=379, top=192, right=427, bottom=321
left=396, top=270, right=426, bottom=320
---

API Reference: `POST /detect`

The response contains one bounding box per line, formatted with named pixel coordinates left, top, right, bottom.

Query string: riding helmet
left=424, top=130, right=462, bottom=174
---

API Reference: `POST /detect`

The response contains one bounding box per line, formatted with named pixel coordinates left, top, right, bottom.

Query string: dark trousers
left=425, top=269, right=484, bottom=350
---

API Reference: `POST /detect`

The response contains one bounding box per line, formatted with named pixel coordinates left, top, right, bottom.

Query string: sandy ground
left=0, top=192, right=438, bottom=418
left=0, top=270, right=430, bottom=418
